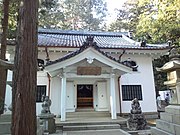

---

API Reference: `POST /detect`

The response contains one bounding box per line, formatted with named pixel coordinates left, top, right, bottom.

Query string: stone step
left=56, top=120, right=127, bottom=126
left=63, top=124, right=121, bottom=131
left=151, top=127, right=173, bottom=135
left=128, top=129, right=152, bottom=135
left=54, top=129, right=131, bottom=135
left=0, top=122, right=11, bottom=134
left=156, top=119, right=180, bottom=135
left=76, top=108, right=95, bottom=112
left=66, top=111, right=110, bottom=117
left=160, top=112, right=180, bottom=125
left=165, top=105, right=180, bottom=115
left=0, top=114, right=12, bottom=122
left=56, top=120, right=127, bottom=131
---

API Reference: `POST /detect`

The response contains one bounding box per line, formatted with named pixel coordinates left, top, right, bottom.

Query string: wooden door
left=77, top=84, right=93, bottom=108
left=97, top=82, right=108, bottom=110
left=66, top=82, right=75, bottom=111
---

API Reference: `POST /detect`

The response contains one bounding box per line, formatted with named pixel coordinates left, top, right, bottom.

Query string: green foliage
left=108, top=1, right=142, bottom=32
left=0, top=0, right=18, bottom=38
left=136, top=0, right=180, bottom=45
left=153, top=56, right=169, bottom=91
left=39, top=0, right=65, bottom=29
left=8, top=1, right=18, bottom=38
left=38, top=0, right=107, bottom=30
left=108, top=9, right=129, bottom=31
left=136, top=0, right=180, bottom=91
left=59, top=0, right=108, bottom=30
left=1, top=0, right=108, bottom=35
left=109, top=0, right=180, bottom=46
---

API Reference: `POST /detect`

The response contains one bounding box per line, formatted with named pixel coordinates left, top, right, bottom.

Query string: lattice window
left=36, top=85, right=46, bottom=102
left=122, top=85, right=142, bottom=101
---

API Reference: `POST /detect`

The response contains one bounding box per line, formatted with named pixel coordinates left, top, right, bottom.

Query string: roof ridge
left=38, top=29, right=123, bottom=37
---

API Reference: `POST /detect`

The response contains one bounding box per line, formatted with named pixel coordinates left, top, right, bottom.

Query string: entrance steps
left=62, top=124, right=121, bottom=131
left=56, top=122, right=125, bottom=131
left=66, top=111, right=111, bottom=118
left=56, top=111, right=128, bottom=132
left=0, top=113, right=11, bottom=135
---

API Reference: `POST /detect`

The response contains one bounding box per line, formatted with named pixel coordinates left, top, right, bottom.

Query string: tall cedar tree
left=12, top=0, right=38, bottom=134
left=0, top=0, right=10, bottom=114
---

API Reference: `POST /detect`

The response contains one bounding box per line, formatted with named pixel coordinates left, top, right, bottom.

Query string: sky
left=106, top=0, right=127, bottom=24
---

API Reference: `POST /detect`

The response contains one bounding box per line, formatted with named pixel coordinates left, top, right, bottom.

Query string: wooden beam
left=0, top=59, right=14, bottom=70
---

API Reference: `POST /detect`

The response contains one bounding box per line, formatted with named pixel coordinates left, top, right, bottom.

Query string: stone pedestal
left=151, top=105, right=180, bottom=135
left=128, top=113, right=147, bottom=130
left=127, top=98, right=147, bottom=131
left=38, top=113, right=56, bottom=134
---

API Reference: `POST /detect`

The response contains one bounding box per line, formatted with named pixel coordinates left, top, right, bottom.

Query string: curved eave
left=38, top=44, right=170, bottom=50
left=99, top=46, right=170, bottom=50
left=156, top=60, right=180, bottom=72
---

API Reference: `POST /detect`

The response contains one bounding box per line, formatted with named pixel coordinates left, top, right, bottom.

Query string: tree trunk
left=0, top=0, right=10, bottom=114
left=11, top=0, right=38, bottom=134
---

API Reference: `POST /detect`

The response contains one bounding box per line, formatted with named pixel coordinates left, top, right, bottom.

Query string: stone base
left=37, top=118, right=44, bottom=135
left=151, top=127, right=173, bottom=135
left=38, top=113, right=56, bottom=134
left=151, top=105, right=180, bottom=135
left=127, top=113, right=147, bottom=130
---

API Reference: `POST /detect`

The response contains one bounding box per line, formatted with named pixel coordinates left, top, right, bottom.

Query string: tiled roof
left=38, top=29, right=170, bottom=50
left=46, top=37, right=132, bottom=69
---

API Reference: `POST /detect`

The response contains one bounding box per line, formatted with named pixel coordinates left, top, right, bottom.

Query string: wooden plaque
left=77, top=67, right=101, bottom=75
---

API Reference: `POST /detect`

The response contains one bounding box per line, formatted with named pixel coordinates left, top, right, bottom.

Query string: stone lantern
left=152, top=47, right=180, bottom=135
left=156, top=47, right=180, bottom=104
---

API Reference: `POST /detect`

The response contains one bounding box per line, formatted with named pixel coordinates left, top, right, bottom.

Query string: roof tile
left=38, top=29, right=169, bottom=50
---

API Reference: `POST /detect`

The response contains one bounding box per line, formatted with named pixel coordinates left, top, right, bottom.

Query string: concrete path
left=51, top=129, right=130, bottom=135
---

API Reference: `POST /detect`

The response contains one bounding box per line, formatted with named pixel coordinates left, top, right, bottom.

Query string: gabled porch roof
left=45, top=38, right=133, bottom=77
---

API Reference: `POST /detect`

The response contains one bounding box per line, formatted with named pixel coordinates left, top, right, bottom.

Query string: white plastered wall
left=120, top=54, right=157, bottom=113
left=4, top=51, right=14, bottom=112
left=36, top=71, right=49, bottom=115
left=5, top=70, right=13, bottom=112
left=50, top=76, right=61, bottom=116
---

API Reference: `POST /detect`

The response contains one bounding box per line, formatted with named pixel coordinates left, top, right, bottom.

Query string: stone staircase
left=56, top=111, right=128, bottom=132
left=62, top=124, right=121, bottom=131
left=151, top=105, right=180, bottom=135
left=0, top=113, right=11, bottom=135
left=66, top=111, right=111, bottom=118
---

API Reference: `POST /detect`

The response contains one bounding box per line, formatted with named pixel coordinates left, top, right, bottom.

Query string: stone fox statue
left=41, top=95, right=52, bottom=114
